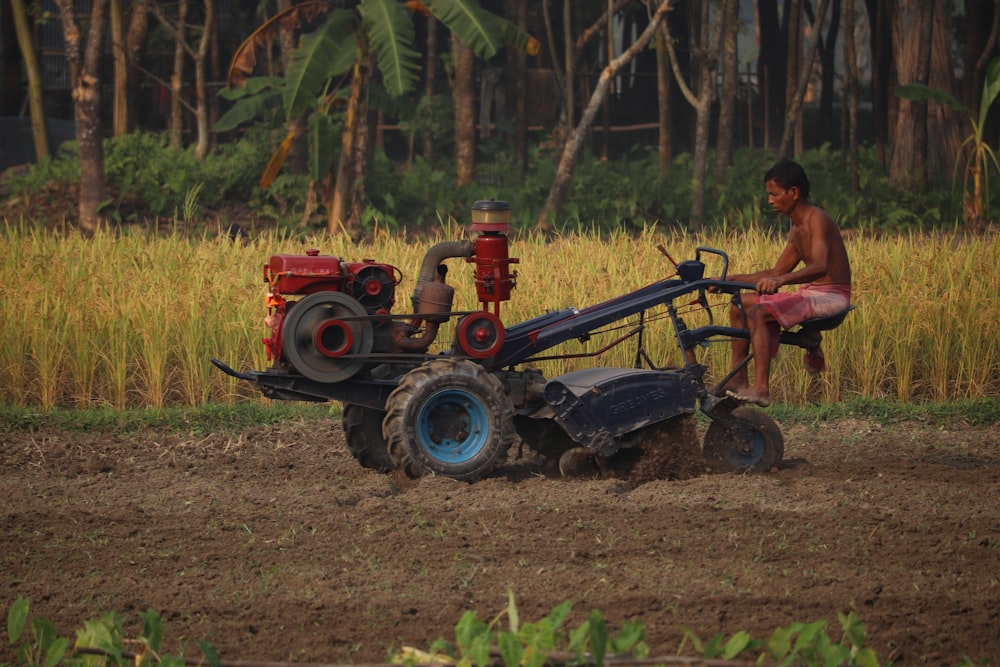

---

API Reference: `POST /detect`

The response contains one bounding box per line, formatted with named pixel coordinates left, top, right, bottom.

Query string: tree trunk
left=125, top=0, right=150, bottom=134
left=277, top=0, right=308, bottom=175
left=564, top=0, right=575, bottom=133
left=888, top=0, right=960, bottom=184
left=452, top=33, right=475, bottom=187
left=655, top=23, right=672, bottom=172
left=328, top=59, right=363, bottom=235
left=778, top=0, right=830, bottom=159
left=713, top=0, right=739, bottom=191
left=756, top=0, right=787, bottom=150
left=962, top=0, right=998, bottom=110
left=865, top=0, right=892, bottom=166
left=660, top=0, right=718, bottom=227
left=347, top=54, right=374, bottom=234
left=10, top=0, right=49, bottom=160
left=911, top=0, right=933, bottom=185
left=813, top=0, right=841, bottom=146
left=535, top=1, right=673, bottom=232
left=55, top=0, right=108, bottom=237
left=507, top=0, right=528, bottom=177
left=423, top=14, right=437, bottom=161
left=111, top=0, right=128, bottom=136
left=192, top=0, right=213, bottom=161
left=843, top=0, right=860, bottom=193
left=169, top=0, right=187, bottom=149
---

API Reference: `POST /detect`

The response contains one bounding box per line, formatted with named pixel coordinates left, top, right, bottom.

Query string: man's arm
left=729, top=240, right=803, bottom=288
left=765, top=214, right=833, bottom=290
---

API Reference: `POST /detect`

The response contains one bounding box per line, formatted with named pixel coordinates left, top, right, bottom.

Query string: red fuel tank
left=265, top=249, right=344, bottom=295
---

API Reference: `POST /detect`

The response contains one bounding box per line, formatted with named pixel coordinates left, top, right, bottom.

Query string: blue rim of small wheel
left=730, top=429, right=766, bottom=468
left=416, top=389, right=490, bottom=463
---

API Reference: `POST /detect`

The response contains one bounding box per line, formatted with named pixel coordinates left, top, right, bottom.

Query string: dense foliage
left=3, top=132, right=992, bottom=235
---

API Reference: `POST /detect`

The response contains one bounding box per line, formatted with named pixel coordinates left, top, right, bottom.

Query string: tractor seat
left=779, top=305, right=854, bottom=350
left=797, top=304, right=855, bottom=332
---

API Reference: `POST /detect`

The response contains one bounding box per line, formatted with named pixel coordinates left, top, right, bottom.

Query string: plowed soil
left=2, top=415, right=999, bottom=665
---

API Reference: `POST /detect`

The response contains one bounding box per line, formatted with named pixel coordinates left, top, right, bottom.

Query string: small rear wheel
left=703, top=406, right=784, bottom=473
left=342, top=404, right=395, bottom=473
left=383, top=359, right=515, bottom=482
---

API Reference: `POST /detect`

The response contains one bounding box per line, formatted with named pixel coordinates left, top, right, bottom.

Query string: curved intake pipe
left=411, top=240, right=474, bottom=311
left=395, top=281, right=454, bottom=352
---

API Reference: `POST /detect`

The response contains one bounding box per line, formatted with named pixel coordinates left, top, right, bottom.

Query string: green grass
left=0, top=401, right=338, bottom=435
left=2, top=398, right=997, bottom=438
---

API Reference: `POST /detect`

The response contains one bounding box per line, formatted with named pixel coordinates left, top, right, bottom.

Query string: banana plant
left=895, top=57, right=1000, bottom=231
left=217, top=0, right=535, bottom=188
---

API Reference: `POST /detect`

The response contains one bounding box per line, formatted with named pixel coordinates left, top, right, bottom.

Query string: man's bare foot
left=717, top=379, right=748, bottom=396
left=804, top=346, right=826, bottom=376
left=725, top=386, right=772, bottom=407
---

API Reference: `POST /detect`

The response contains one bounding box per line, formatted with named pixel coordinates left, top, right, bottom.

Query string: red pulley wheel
left=456, top=311, right=505, bottom=359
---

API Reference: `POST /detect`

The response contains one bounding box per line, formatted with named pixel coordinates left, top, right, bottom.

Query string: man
left=722, top=159, right=852, bottom=407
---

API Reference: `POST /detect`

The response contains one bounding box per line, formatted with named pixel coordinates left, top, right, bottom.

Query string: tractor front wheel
left=383, top=359, right=515, bottom=482
left=703, top=406, right=784, bottom=473
left=342, top=404, right=395, bottom=473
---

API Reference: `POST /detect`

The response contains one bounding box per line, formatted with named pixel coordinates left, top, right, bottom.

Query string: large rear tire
left=383, top=359, right=515, bottom=482
left=703, top=406, right=784, bottom=473
left=342, top=404, right=395, bottom=473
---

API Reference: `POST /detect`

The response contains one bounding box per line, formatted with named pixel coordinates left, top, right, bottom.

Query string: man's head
left=764, top=159, right=810, bottom=199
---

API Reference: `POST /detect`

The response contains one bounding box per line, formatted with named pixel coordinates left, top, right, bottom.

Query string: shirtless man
left=723, top=159, right=852, bottom=407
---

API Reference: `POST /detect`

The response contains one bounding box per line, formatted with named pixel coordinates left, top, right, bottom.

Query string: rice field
left=1, top=222, right=997, bottom=409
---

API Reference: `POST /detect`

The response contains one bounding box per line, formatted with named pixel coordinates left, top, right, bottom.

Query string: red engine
left=262, top=200, right=518, bottom=384
left=262, top=249, right=401, bottom=370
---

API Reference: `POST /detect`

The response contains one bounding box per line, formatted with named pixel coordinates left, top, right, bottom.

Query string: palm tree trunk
left=844, top=0, right=861, bottom=193
left=10, top=0, right=49, bottom=161
left=56, top=0, right=108, bottom=237
left=452, top=33, right=475, bottom=187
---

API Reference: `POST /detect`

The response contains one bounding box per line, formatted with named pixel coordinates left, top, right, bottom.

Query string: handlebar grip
left=695, top=247, right=729, bottom=279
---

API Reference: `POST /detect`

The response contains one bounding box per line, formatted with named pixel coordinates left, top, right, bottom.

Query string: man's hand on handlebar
left=754, top=276, right=782, bottom=294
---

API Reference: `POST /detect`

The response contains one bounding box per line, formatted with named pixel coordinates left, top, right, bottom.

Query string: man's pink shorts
left=756, top=283, right=852, bottom=330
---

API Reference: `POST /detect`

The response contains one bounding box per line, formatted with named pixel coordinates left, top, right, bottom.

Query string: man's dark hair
left=765, top=159, right=810, bottom=199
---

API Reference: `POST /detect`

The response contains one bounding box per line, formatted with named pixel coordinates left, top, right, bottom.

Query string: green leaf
left=31, top=619, right=56, bottom=652
left=309, top=112, right=339, bottom=181
left=7, top=596, right=29, bottom=643
left=587, top=611, right=608, bottom=667
left=497, top=631, right=522, bottom=667
left=610, top=619, right=645, bottom=654
left=767, top=622, right=805, bottom=659
left=978, top=57, right=1000, bottom=126
left=721, top=630, right=752, bottom=659
left=199, top=639, right=222, bottom=667
left=428, top=0, right=502, bottom=59
left=791, top=620, right=827, bottom=653
left=568, top=622, right=590, bottom=660
left=139, top=610, right=164, bottom=654
left=359, top=0, right=422, bottom=98
left=215, top=89, right=284, bottom=132
left=546, top=600, right=572, bottom=631
left=894, top=82, right=968, bottom=115
left=285, top=10, right=357, bottom=118
left=43, top=637, right=68, bottom=667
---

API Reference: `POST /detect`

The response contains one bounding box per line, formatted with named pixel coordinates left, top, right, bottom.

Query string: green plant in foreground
left=404, top=593, right=896, bottom=666
left=679, top=611, right=881, bottom=666
left=4, top=597, right=218, bottom=667
left=401, top=590, right=648, bottom=667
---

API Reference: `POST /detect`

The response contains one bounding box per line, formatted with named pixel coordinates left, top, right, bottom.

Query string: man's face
left=766, top=179, right=799, bottom=215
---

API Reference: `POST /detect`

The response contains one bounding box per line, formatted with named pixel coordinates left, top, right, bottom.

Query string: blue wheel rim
left=416, top=389, right=490, bottom=463
left=730, top=429, right=766, bottom=468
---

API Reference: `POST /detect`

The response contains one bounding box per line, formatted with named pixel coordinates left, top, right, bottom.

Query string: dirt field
left=2, top=414, right=999, bottom=665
